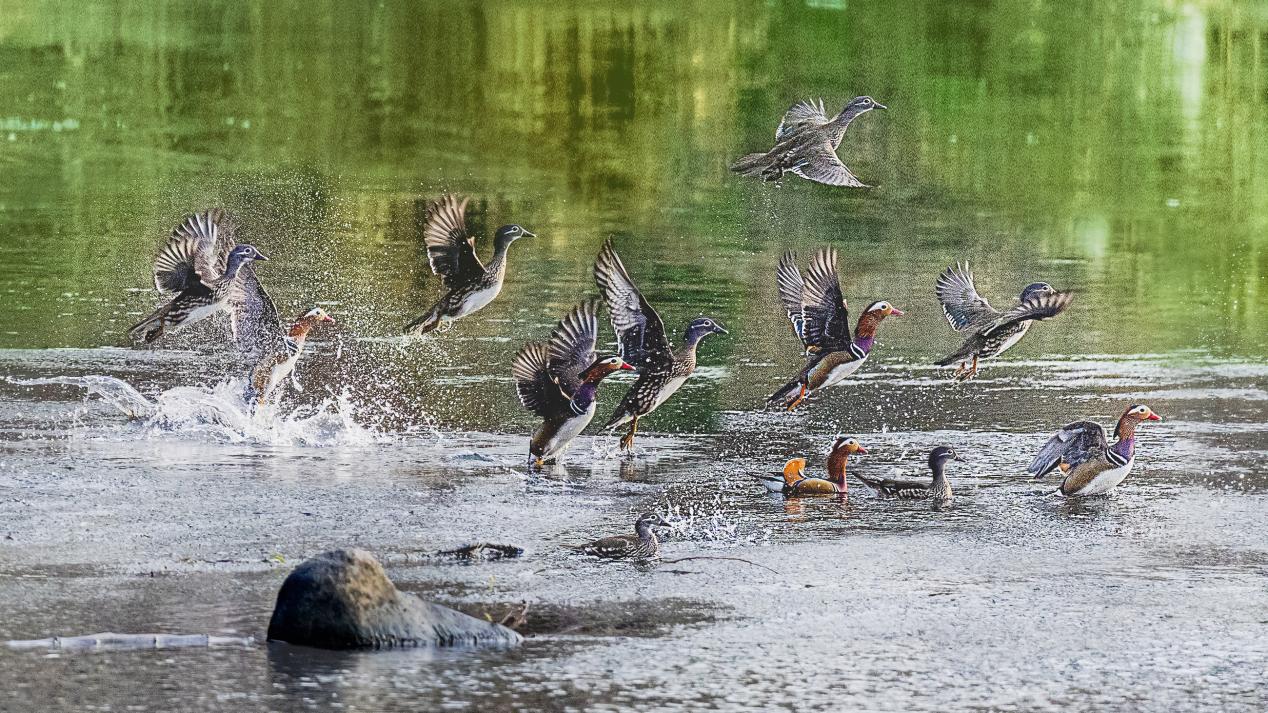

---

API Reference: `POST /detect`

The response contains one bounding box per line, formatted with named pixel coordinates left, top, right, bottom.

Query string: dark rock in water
left=434, top=543, right=524, bottom=562
left=266, top=549, right=522, bottom=650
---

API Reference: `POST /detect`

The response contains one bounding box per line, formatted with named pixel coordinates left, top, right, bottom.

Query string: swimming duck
left=128, top=210, right=270, bottom=344
left=512, top=300, right=634, bottom=466
left=594, top=239, right=728, bottom=451
left=768, top=248, right=903, bottom=410
left=935, top=263, right=1074, bottom=382
left=246, top=307, right=335, bottom=405
left=759, top=437, right=867, bottom=496
left=731, top=96, right=886, bottom=186
left=403, top=195, right=534, bottom=335
left=579, top=512, right=668, bottom=561
left=855, top=446, right=962, bottom=503
left=1027, top=404, right=1162, bottom=496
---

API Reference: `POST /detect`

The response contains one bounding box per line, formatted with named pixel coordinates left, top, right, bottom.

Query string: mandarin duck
left=1027, top=404, right=1162, bottom=497
left=594, top=239, right=727, bottom=451
left=128, top=210, right=269, bottom=344
left=758, top=437, right=867, bottom=496
left=512, top=300, right=633, bottom=466
left=579, top=512, right=668, bottom=561
left=403, top=195, right=534, bottom=335
left=246, top=307, right=335, bottom=406
left=731, top=96, right=886, bottom=187
left=934, top=263, right=1074, bottom=381
left=855, top=446, right=962, bottom=503
left=768, top=248, right=902, bottom=410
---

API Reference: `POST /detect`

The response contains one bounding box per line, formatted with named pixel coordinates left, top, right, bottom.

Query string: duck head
left=1114, top=404, right=1161, bottom=439
left=929, top=445, right=965, bottom=470
left=494, top=224, right=535, bottom=250
left=830, top=436, right=868, bottom=457
left=842, top=95, right=888, bottom=119
left=1019, top=282, right=1057, bottom=302
left=854, top=301, right=904, bottom=341
left=223, top=244, right=269, bottom=278
left=580, top=355, right=634, bottom=382
left=634, top=512, right=669, bottom=537
left=684, top=316, right=728, bottom=345
left=298, top=307, right=335, bottom=325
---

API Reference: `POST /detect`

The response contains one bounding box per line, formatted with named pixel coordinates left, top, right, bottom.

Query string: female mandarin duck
left=768, top=248, right=903, bottom=410
left=512, top=300, right=633, bottom=466
left=855, top=446, right=962, bottom=504
left=579, top=512, right=669, bottom=561
left=403, top=195, right=533, bottom=335
left=934, top=263, right=1074, bottom=382
left=755, top=437, right=867, bottom=496
left=128, top=210, right=269, bottom=343
left=731, top=96, right=887, bottom=187
left=594, top=239, right=728, bottom=451
left=247, top=307, right=335, bottom=405
left=1027, top=404, right=1162, bottom=497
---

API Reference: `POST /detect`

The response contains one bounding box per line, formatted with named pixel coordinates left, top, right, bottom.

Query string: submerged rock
left=266, top=549, right=522, bottom=649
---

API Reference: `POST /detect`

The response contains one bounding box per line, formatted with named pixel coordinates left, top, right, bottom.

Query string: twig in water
left=657, top=556, right=781, bottom=575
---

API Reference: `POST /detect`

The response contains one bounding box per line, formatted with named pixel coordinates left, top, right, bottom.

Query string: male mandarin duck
left=1027, top=404, right=1162, bottom=497
left=128, top=210, right=270, bottom=344
left=755, top=437, right=867, bottom=496
left=731, top=96, right=886, bottom=187
left=403, top=195, right=534, bottom=335
left=512, top=300, right=634, bottom=466
left=579, top=512, right=669, bottom=561
left=768, top=248, right=903, bottom=410
left=934, top=263, right=1074, bottom=382
left=594, top=239, right=728, bottom=451
left=855, top=446, right=962, bottom=503
left=246, top=307, right=335, bottom=406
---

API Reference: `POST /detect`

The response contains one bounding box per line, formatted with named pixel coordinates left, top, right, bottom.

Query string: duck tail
left=730, top=151, right=774, bottom=177
left=934, top=348, right=969, bottom=367
left=127, top=306, right=169, bottom=344
left=403, top=307, right=442, bottom=336
left=766, top=377, right=803, bottom=409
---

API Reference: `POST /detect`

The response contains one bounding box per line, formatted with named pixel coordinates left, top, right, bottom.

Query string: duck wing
left=791, top=143, right=868, bottom=187
left=775, top=98, right=829, bottom=142
left=776, top=250, right=809, bottom=347
left=856, top=473, right=930, bottom=498
left=548, top=300, right=600, bottom=396
left=983, top=291, right=1074, bottom=336
left=935, top=263, right=998, bottom=332
left=424, top=195, right=484, bottom=288
left=512, top=342, right=570, bottom=418
left=153, top=209, right=235, bottom=292
left=1027, top=420, right=1108, bottom=477
left=594, top=239, right=671, bottom=371
left=228, top=261, right=285, bottom=361
left=800, top=247, right=853, bottom=353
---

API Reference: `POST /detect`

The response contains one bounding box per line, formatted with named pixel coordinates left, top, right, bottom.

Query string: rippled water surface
left=2, top=2, right=1267, bottom=712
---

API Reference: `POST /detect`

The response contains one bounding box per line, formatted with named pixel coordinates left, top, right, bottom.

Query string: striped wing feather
left=153, top=209, right=234, bottom=292
left=935, top=263, right=998, bottom=332
left=424, top=195, right=484, bottom=288
left=594, top=239, right=671, bottom=371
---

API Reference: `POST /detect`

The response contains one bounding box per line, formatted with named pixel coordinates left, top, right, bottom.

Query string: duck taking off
left=246, top=307, right=336, bottom=406
left=855, top=446, right=962, bottom=504
left=403, top=195, right=534, bottom=335
left=934, top=263, right=1074, bottom=382
left=128, top=210, right=270, bottom=344
left=768, top=248, right=903, bottom=411
left=731, top=96, right=886, bottom=187
left=512, top=300, right=633, bottom=466
left=1027, top=404, right=1161, bottom=497
left=594, top=239, right=728, bottom=451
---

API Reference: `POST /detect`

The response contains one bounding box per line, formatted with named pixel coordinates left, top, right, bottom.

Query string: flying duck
left=855, top=446, right=962, bottom=503
left=594, top=239, right=728, bottom=451
left=246, top=307, right=336, bottom=406
left=1027, top=404, right=1162, bottom=497
left=934, top=263, right=1074, bottom=381
left=128, top=210, right=269, bottom=344
left=756, top=436, right=867, bottom=496
left=768, top=248, right=903, bottom=410
left=512, top=300, right=634, bottom=466
left=731, top=95, right=886, bottom=186
left=579, top=512, right=668, bottom=561
left=403, top=195, right=534, bottom=335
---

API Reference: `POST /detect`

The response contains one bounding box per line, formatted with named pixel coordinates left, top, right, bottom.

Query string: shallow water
left=2, top=2, right=1268, bottom=712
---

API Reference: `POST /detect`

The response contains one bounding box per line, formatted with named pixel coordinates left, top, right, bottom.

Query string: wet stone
left=266, top=548, right=522, bottom=650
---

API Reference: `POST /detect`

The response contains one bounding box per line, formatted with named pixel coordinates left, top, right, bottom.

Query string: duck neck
left=570, top=381, right=599, bottom=412
left=826, top=450, right=849, bottom=488
left=635, top=521, right=659, bottom=546
left=222, top=254, right=249, bottom=282
left=1112, top=415, right=1139, bottom=459
left=286, top=320, right=314, bottom=349
left=853, top=314, right=881, bottom=351
left=930, top=460, right=947, bottom=484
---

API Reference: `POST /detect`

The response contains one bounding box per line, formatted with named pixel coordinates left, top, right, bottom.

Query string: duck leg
left=619, top=416, right=639, bottom=451
left=785, top=384, right=808, bottom=412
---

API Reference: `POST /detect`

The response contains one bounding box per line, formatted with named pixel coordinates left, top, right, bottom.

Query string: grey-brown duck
left=935, top=263, right=1074, bottom=381
left=594, top=239, right=728, bottom=451
left=128, top=210, right=270, bottom=344
left=855, top=446, right=962, bottom=503
left=512, top=300, right=633, bottom=466
left=579, top=512, right=668, bottom=561
left=731, top=96, right=886, bottom=186
left=403, top=195, right=534, bottom=335
left=768, top=248, right=903, bottom=410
